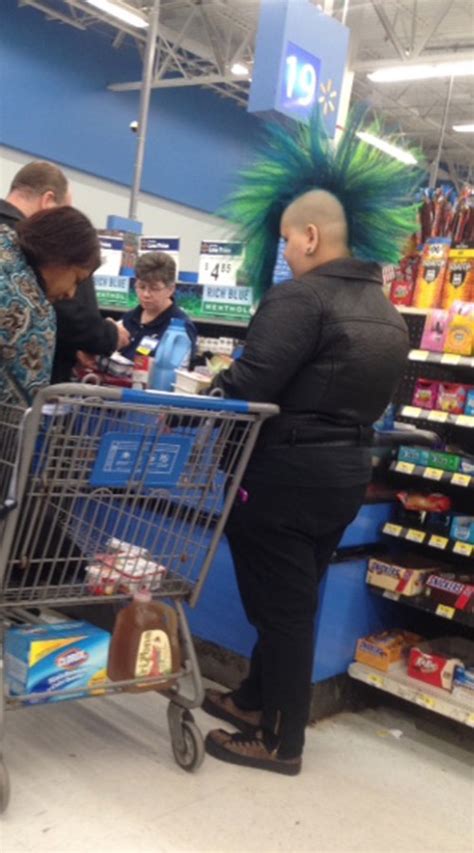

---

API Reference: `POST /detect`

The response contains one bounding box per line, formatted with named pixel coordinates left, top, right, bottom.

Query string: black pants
left=225, top=471, right=367, bottom=759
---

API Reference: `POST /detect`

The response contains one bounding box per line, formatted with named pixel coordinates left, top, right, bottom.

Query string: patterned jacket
left=0, top=225, right=56, bottom=405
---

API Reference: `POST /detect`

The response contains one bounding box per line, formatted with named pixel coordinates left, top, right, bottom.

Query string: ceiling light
left=452, top=123, right=474, bottom=133
left=231, top=62, right=250, bottom=77
left=85, top=0, right=148, bottom=29
left=368, top=59, right=474, bottom=83
left=356, top=131, right=418, bottom=165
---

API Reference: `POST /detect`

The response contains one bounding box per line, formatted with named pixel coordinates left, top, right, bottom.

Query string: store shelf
left=389, top=460, right=473, bottom=489
left=409, top=350, right=474, bottom=369
left=397, top=306, right=430, bottom=316
left=382, top=522, right=473, bottom=559
left=400, top=406, right=474, bottom=429
left=348, top=661, right=474, bottom=728
left=367, top=584, right=474, bottom=629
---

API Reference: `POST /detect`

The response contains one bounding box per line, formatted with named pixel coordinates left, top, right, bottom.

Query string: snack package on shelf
left=444, top=314, right=474, bottom=357
left=420, top=310, right=450, bottom=352
left=436, top=382, right=468, bottom=415
left=5, top=621, right=110, bottom=703
left=441, top=248, right=474, bottom=309
left=389, top=255, right=419, bottom=306
left=408, top=637, right=474, bottom=691
left=85, top=539, right=167, bottom=596
left=450, top=516, right=474, bottom=545
left=453, top=664, right=474, bottom=699
left=412, top=238, right=451, bottom=309
left=424, top=572, right=474, bottom=614
left=396, top=492, right=452, bottom=514
left=412, top=378, right=439, bottom=409
left=367, top=554, right=438, bottom=596
left=466, top=390, right=474, bottom=417
left=355, top=630, right=422, bottom=672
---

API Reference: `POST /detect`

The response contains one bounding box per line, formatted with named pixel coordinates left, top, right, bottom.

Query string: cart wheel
left=0, top=761, right=10, bottom=814
left=171, top=720, right=205, bottom=772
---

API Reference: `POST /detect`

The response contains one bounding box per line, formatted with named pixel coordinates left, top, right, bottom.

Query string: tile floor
left=1, top=689, right=472, bottom=853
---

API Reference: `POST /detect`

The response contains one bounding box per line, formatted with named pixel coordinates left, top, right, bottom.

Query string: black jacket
left=213, top=258, right=409, bottom=446
left=121, top=302, right=197, bottom=362
left=0, top=199, right=118, bottom=382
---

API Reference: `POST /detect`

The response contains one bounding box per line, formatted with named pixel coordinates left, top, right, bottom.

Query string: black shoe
left=202, top=689, right=262, bottom=733
left=205, top=728, right=302, bottom=776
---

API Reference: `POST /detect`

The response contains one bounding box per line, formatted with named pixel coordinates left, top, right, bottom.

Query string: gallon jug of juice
left=149, top=318, right=191, bottom=392
left=107, top=591, right=181, bottom=691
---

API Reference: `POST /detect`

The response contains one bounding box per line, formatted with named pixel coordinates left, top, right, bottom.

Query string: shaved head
left=280, top=190, right=350, bottom=277
left=282, top=190, right=348, bottom=245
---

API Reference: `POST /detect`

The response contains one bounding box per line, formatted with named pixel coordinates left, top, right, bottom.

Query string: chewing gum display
left=412, top=238, right=451, bottom=309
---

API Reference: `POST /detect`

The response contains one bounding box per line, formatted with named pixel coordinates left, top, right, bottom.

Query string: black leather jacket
left=212, top=258, right=409, bottom=445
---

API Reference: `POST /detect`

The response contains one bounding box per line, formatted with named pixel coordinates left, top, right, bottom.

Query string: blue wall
left=0, top=0, right=261, bottom=213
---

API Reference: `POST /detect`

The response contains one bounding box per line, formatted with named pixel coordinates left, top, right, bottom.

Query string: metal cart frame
left=0, top=384, right=278, bottom=812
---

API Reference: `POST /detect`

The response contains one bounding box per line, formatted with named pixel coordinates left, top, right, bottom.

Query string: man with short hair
left=0, top=160, right=129, bottom=379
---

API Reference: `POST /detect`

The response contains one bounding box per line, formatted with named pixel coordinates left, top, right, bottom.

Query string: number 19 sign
left=198, top=241, right=244, bottom=287
left=281, top=42, right=321, bottom=114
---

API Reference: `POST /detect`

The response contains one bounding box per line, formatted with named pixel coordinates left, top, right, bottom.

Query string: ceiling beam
left=370, top=1, right=406, bottom=60
left=413, top=0, right=455, bottom=58
left=352, top=49, right=474, bottom=74
left=108, top=72, right=250, bottom=92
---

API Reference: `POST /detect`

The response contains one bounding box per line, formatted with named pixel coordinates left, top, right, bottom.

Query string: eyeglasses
left=135, top=280, right=169, bottom=293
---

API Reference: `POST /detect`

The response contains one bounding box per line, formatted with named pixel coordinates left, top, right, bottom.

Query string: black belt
left=260, top=423, right=374, bottom=449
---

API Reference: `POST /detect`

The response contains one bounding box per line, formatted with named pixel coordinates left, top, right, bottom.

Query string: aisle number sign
left=139, top=237, right=180, bottom=279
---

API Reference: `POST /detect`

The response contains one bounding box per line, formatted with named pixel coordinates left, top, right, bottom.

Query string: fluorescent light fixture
left=231, top=62, right=250, bottom=77
left=368, top=59, right=474, bottom=83
left=452, top=123, right=474, bottom=133
left=356, top=131, right=418, bottom=165
left=86, top=0, right=148, bottom=29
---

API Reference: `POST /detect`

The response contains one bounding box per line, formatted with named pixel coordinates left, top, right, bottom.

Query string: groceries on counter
left=424, top=572, right=474, bottom=614
left=76, top=351, right=134, bottom=387
left=407, top=637, right=474, bottom=692
left=366, top=555, right=438, bottom=597
left=85, top=538, right=166, bottom=596
left=150, top=318, right=192, bottom=392
left=5, top=620, right=110, bottom=703
left=355, top=630, right=422, bottom=672
left=107, top=592, right=181, bottom=691
left=412, top=378, right=474, bottom=415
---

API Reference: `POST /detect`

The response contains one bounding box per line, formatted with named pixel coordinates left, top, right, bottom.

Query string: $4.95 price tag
left=198, top=241, right=244, bottom=286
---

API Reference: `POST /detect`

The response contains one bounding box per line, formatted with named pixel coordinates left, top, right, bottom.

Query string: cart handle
left=120, top=388, right=278, bottom=416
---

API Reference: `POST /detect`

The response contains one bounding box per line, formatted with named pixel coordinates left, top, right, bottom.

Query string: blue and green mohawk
left=224, top=108, right=424, bottom=298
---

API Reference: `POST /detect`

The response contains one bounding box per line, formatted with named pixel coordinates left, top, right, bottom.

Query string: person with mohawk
left=202, top=111, right=423, bottom=775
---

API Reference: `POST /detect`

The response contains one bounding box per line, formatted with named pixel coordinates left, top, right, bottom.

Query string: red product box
left=436, top=382, right=468, bottom=415
left=412, top=379, right=439, bottom=410
left=424, top=573, right=474, bottom=613
left=408, top=637, right=474, bottom=691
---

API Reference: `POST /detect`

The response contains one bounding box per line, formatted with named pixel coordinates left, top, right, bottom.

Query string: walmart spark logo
left=319, top=79, right=338, bottom=115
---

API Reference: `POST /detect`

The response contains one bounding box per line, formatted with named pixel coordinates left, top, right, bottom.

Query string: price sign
left=402, top=406, right=422, bottom=419
left=441, top=354, right=461, bottom=365
left=453, top=541, right=473, bottom=557
left=416, top=693, right=436, bottom=710
left=451, top=473, right=471, bottom=488
left=202, top=284, right=253, bottom=320
left=384, top=523, right=403, bottom=537
left=139, top=237, right=180, bottom=279
left=93, top=275, right=130, bottom=309
left=367, top=673, right=384, bottom=688
left=396, top=461, right=415, bottom=475
left=383, top=591, right=400, bottom=601
left=427, top=411, right=448, bottom=424
left=409, top=350, right=429, bottom=362
left=457, top=415, right=474, bottom=428
left=435, top=604, right=455, bottom=620
left=423, top=467, right=444, bottom=481
left=199, top=241, right=244, bottom=287
left=429, top=534, right=448, bottom=550
left=406, top=529, right=426, bottom=544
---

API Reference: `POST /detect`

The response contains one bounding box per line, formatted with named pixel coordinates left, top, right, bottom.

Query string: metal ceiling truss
left=17, top=0, right=474, bottom=164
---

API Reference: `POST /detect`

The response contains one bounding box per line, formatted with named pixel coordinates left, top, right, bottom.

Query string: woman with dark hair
left=0, top=206, right=101, bottom=404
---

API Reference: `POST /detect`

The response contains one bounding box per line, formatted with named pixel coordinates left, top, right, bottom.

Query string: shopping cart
left=0, top=384, right=279, bottom=811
